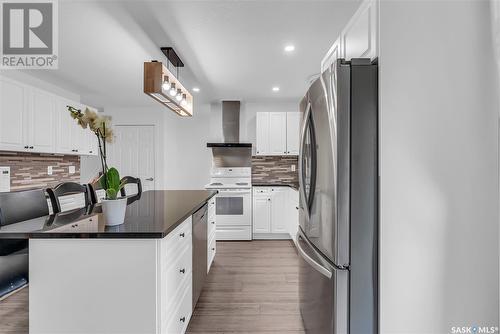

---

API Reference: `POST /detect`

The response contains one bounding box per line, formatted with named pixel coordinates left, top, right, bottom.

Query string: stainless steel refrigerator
left=297, top=58, right=378, bottom=334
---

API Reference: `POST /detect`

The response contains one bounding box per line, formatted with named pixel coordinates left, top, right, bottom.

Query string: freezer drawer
left=297, top=229, right=348, bottom=334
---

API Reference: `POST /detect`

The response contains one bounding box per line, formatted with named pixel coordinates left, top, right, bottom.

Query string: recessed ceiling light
left=272, top=86, right=280, bottom=92
left=192, top=87, right=200, bottom=92
left=284, top=44, right=295, bottom=52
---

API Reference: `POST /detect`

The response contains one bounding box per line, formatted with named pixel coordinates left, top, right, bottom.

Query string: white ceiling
left=13, top=0, right=360, bottom=108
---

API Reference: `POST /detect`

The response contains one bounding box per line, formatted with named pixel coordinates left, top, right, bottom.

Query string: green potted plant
left=67, top=106, right=127, bottom=226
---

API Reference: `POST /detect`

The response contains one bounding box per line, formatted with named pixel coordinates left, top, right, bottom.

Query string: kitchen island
left=0, top=190, right=217, bottom=334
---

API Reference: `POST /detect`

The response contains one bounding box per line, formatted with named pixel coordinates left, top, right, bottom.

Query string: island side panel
left=29, top=238, right=159, bottom=334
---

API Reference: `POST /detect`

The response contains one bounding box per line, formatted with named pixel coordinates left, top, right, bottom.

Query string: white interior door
left=108, top=125, right=155, bottom=193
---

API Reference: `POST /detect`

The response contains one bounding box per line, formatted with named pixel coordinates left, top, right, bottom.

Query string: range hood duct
left=207, top=101, right=252, bottom=147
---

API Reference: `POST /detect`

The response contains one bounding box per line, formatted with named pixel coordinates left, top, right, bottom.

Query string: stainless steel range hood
left=207, top=101, right=252, bottom=147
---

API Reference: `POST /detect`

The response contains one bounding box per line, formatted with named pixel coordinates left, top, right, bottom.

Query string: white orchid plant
left=67, top=106, right=123, bottom=198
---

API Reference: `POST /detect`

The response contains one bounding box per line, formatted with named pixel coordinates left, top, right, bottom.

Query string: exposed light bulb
left=192, top=87, right=200, bottom=92
left=272, top=86, right=280, bottom=92
left=162, top=77, right=169, bottom=90
left=181, top=94, right=187, bottom=106
left=176, top=89, right=183, bottom=101
left=169, top=83, right=176, bottom=96
left=284, top=44, right=295, bottom=52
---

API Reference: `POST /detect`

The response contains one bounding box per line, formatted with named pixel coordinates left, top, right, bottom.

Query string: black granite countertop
left=252, top=183, right=299, bottom=190
left=0, top=190, right=217, bottom=239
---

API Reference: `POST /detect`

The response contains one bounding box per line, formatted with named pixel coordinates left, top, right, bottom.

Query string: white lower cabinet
left=288, top=188, right=299, bottom=241
left=29, top=216, right=195, bottom=334
left=160, top=217, right=193, bottom=334
left=253, top=186, right=299, bottom=239
left=207, top=197, right=216, bottom=272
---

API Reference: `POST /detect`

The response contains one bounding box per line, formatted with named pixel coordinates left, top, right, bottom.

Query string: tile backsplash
left=252, top=155, right=298, bottom=185
left=0, top=151, right=80, bottom=191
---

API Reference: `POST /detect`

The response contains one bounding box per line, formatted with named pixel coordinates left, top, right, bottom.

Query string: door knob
left=146, top=177, right=154, bottom=181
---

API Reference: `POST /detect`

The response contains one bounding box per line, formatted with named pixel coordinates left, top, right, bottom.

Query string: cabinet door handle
left=180, top=268, right=185, bottom=274
left=296, top=206, right=299, bottom=210
left=212, top=247, right=215, bottom=251
left=180, top=317, right=186, bottom=323
left=29, top=146, right=34, bottom=149
left=211, top=221, right=215, bottom=225
left=180, top=232, right=185, bottom=238
left=24, top=145, right=29, bottom=149
left=268, top=198, right=271, bottom=201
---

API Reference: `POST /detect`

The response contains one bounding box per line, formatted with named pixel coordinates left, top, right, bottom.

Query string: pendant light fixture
left=143, top=47, right=193, bottom=117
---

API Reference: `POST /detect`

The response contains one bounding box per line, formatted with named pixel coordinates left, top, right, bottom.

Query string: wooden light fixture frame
left=143, top=61, right=193, bottom=117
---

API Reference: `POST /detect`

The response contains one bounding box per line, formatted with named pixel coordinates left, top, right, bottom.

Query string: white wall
left=379, top=1, right=499, bottom=332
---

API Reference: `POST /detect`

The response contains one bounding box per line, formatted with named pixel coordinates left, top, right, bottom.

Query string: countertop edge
left=1, top=191, right=218, bottom=240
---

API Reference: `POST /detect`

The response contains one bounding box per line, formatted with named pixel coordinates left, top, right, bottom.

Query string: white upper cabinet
left=68, top=103, right=90, bottom=155
left=0, top=76, right=97, bottom=156
left=321, top=0, right=378, bottom=72
left=256, top=112, right=270, bottom=155
left=256, top=112, right=300, bottom=156
left=29, top=89, right=56, bottom=153
left=286, top=112, right=301, bottom=155
left=85, top=106, right=99, bottom=155
left=341, top=0, right=378, bottom=60
left=56, top=98, right=77, bottom=155
left=0, top=77, right=28, bottom=151
left=268, top=112, right=287, bottom=155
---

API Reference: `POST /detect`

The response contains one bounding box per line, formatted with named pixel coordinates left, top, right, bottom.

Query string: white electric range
left=205, top=167, right=252, bottom=240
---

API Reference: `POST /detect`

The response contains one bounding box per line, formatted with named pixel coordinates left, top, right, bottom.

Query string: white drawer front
left=165, top=243, right=192, bottom=310
left=166, top=279, right=192, bottom=334
left=207, top=234, right=216, bottom=273
left=50, top=216, right=97, bottom=233
left=163, top=217, right=192, bottom=258
left=216, top=225, right=252, bottom=240
left=253, top=187, right=271, bottom=195
left=208, top=217, right=216, bottom=240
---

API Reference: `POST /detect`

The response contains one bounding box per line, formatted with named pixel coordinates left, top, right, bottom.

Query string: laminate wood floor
left=0, top=285, right=28, bottom=334
left=0, top=240, right=304, bottom=334
left=187, top=240, right=305, bottom=334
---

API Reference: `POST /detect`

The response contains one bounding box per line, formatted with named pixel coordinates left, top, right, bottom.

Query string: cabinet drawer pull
left=211, top=221, right=215, bottom=225
left=24, top=145, right=29, bottom=149
left=29, top=146, right=33, bottom=149
left=296, top=206, right=299, bottom=210
left=179, top=232, right=185, bottom=238
left=180, top=316, right=186, bottom=323
left=179, top=268, right=185, bottom=274
left=212, top=248, right=215, bottom=251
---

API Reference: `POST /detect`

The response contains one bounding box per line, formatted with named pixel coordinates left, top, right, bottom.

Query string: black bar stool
left=0, top=189, right=49, bottom=297
left=46, top=182, right=91, bottom=214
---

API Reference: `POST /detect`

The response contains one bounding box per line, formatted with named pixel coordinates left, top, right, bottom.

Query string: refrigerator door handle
left=296, top=232, right=333, bottom=279
left=298, top=101, right=312, bottom=218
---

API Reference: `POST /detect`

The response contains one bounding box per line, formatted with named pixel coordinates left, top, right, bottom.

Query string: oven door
left=215, top=189, right=251, bottom=226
